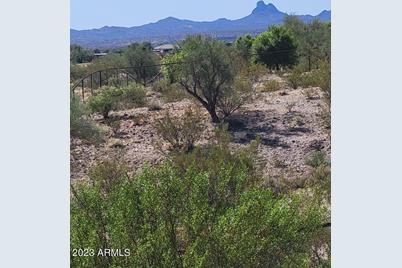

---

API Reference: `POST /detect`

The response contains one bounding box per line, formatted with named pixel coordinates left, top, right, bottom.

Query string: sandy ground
left=71, top=74, right=330, bottom=181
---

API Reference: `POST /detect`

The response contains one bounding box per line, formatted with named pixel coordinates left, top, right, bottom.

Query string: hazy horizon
left=71, top=0, right=331, bottom=30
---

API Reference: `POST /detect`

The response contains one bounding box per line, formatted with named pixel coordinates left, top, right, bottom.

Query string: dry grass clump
left=261, top=80, right=282, bottom=92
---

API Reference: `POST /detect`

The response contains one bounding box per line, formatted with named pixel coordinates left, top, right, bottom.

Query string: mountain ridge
left=71, top=1, right=331, bottom=49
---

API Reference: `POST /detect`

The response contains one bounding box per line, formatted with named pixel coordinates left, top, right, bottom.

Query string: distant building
left=93, top=52, right=108, bottom=59
left=153, top=44, right=175, bottom=56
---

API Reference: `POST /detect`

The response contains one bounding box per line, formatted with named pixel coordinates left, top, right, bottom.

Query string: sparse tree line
left=71, top=16, right=331, bottom=267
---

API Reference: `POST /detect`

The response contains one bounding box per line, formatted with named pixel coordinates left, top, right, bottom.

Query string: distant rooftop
left=154, top=44, right=175, bottom=51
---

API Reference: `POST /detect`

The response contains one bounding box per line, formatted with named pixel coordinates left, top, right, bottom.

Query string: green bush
left=71, top=153, right=326, bottom=267
left=214, top=190, right=324, bottom=267
left=287, top=61, right=331, bottom=92
left=287, top=68, right=304, bottom=89
left=155, top=106, right=204, bottom=152
left=152, top=80, right=187, bottom=103
left=70, top=95, right=103, bottom=143
left=216, top=77, right=253, bottom=119
left=88, top=85, right=147, bottom=118
left=88, top=88, right=115, bottom=118
left=305, top=151, right=330, bottom=169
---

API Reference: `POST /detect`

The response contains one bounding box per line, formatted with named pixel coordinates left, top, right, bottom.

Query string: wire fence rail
left=70, top=49, right=299, bottom=101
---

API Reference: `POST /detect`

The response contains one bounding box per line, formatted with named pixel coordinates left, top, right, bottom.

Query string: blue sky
left=71, top=0, right=331, bottom=30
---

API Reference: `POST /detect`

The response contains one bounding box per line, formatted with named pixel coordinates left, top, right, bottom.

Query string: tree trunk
left=207, top=107, right=220, bottom=123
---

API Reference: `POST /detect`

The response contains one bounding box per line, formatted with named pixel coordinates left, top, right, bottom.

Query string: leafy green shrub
left=155, top=106, right=204, bottom=152
left=88, top=85, right=147, bottom=118
left=161, top=52, right=184, bottom=84
left=214, top=190, right=324, bottom=267
left=120, top=84, right=147, bottom=108
left=70, top=64, right=87, bottom=83
left=70, top=95, right=103, bottom=143
left=88, top=88, right=114, bottom=118
left=71, top=152, right=326, bottom=267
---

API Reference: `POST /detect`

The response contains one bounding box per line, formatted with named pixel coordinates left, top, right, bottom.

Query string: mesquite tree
left=173, top=36, right=236, bottom=123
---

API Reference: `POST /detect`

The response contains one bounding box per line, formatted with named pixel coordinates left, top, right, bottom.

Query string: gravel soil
left=71, top=74, right=330, bottom=181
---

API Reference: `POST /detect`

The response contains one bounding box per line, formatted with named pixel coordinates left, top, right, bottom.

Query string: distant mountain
left=71, top=1, right=331, bottom=49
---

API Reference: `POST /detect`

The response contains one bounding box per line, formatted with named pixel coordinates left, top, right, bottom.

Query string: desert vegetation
left=70, top=16, right=331, bottom=267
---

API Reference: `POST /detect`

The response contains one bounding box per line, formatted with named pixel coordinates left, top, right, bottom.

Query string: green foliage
left=71, top=146, right=326, bottom=267
left=284, top=16, right=331, bottom=71
left=70, top=44, right=94, bottom=64
left=287, top=68, right=304, bottom=89
left=124, top=43, right=160, bottom=85
left=70, top=95, right=103, bottom=143
left=152, top=80, right=187, bottom=103
left=216, top=77, right=253, bottom=118
left=88, top=84, right=147, bottom=118
left=88, top=88, right=114, bottom=118
left=300, top=62, right=331, bottom=91
left=155, top=106, right=204, bottom=152
left=240, top=63, right=269, bottom=83
left=161, top=52, right=185, bottom=84
left=70, top=64, right=87, bottom=83
left=252, top=26, right=298, bottom=70
left=171, top=35, right=237, bottom=123
left=305, top=151, right=330, bottom=169
left=215, top=190, right=324, bottom=267
left=234, top=34, right=254, bottom=61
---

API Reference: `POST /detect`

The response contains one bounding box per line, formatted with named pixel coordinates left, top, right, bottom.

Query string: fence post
left=90, top=73, right=93, bottom=94
left=99, top=71, right=102, bottom=88
left=126, top=72, right=129, bottom=86
left=81, top=80, right=85, bottom=102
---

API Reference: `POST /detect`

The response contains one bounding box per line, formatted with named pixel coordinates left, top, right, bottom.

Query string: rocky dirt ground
left=71, top=74, right=330, bottom=182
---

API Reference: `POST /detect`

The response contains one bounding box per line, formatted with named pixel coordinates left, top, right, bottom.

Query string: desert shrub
left=152, top=80, right=187, bottom=103
left=152, top=79, right=169, bottom=93
left=120, top=84, right=147, bottom=108
left=70, top=64, right=87, bottom=83
left=261, top=79, right=282, bottom=92
left=155, top=106, right=204, bottom=152
left=70, top=44, right=94, bottom=64
left=88, top=88, right=115, bottom=118
left=124, top=42, right=160, bottom=85
left=214, top=190, right=324, bottom=267
left=216, top=77, right=253, bottom=119
left=161, top=52, right=185, bottom=84
left=242, top=63, right=269, bottom=83
left=171, top=124, right=260, bottom=184
left=305, top=151, right=330, bottom=169
left=289, top=61, right=331, bottom=91
left=287, top=68, right=304, bottom=89
left=70, top=95, right=103, bottom=143
left=71, top=154, right=326, bottom=267
left=88, top=85, right=147, bottom=118
left=147, top=100, right=163, bottom=111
